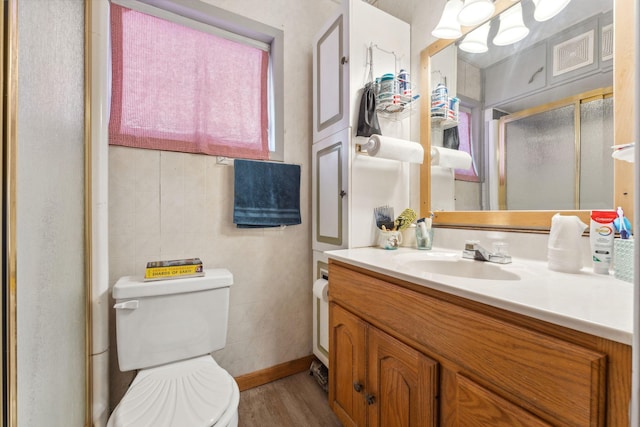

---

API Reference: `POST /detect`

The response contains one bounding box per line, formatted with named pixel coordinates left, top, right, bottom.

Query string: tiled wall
left=108, top=0, right=336, bottom=408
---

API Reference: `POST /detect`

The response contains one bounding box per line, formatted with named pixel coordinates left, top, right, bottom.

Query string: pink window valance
left=109, top=4, right=270, bottom=160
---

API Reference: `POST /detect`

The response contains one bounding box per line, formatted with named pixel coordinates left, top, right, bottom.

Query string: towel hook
left=366, top=44, right=374, bottom=84
left=371, top=43, right=403, bottom=75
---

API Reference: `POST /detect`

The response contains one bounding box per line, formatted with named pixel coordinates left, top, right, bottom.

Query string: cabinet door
left=484, top=43, right=546, bottom=107
left=312, top=129, right=349, bottom=251
left=313, top=11, right=349, bottom=142
left=367, top=327, right=438, bottom=427
left=329, top=303, right=367, bottom=427
left=456, top=375, right=552, bottom=427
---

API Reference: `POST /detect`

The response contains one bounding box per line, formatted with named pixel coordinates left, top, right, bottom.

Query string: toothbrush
left=617, top=207, right=630, bottom=239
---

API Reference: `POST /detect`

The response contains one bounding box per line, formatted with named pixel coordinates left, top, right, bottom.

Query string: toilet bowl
left=108, top=269, right=239, bottom=427
left=108, top=356, right=239, bottom=427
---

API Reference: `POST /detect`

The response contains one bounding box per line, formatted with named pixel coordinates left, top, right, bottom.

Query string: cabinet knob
left=341, top=56, right=348, bottom=65
left=353, top=382, right=363, bottom=393
left=366, top=394, right=376, bottom=405
left=339, top=190, right=347, bottom=198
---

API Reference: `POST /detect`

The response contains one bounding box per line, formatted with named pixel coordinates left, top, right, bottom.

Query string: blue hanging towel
left=233, top=159, right=301, bottom=228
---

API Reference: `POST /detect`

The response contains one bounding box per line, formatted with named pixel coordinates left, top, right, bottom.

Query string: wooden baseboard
left=235, top=355, right=316, bottom=391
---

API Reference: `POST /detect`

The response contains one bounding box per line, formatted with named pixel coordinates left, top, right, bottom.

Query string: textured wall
left=17, top=0, right=86, bottom=425
left=108, top=0, right=337, bottom=408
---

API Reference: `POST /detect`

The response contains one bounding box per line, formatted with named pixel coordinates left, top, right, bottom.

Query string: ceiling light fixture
left=532, top=0, right=571, bottom=22
left=459, top=21, right=491, bottom=53
left=457, top=0, right=495, bottom=27
left=493, top=2, right=529, bottom=46
left=431, top=0, right=464, bottom=39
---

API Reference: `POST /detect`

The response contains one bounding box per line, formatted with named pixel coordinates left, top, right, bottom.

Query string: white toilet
left=107, top=269, right=240, bottom=427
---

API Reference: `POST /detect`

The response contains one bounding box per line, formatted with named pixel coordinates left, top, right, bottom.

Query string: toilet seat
left=108, top=356, right=239, bottom=427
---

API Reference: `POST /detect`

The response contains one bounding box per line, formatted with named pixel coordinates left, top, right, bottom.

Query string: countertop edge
left=326, top=247, right=633, bottom=346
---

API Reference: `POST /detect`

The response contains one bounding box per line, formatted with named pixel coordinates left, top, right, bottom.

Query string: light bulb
left=532, top=0, right=571, bottom=22
left=493, top=3, right=529, bottom=46
left=459, top=21, right=491, bottom=53
left=458, top=0, right=495, bottom=27
left=432, top=0, right=464, bottom=39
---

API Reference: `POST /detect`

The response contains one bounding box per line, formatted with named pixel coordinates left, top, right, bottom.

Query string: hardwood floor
left=238, top=370, right=342, bottom=426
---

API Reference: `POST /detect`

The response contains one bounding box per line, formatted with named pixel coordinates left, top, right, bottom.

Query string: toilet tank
left=113, top=269, right=233, bottom=371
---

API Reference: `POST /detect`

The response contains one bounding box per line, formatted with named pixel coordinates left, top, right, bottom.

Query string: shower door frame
left=498, top=86, right=614, bottom=210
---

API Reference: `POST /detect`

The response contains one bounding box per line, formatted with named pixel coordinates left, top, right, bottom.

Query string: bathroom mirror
left=420, top=0, right=635, bottom=231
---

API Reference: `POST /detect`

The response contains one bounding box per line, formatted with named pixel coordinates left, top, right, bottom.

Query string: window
left=454, top=110, right=479, bottom=182
left=109, top=1, right=283, bottom=160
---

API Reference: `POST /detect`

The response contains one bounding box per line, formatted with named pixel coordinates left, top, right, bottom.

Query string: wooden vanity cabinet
left=331, top=302, right=367, bottom=426
left=330, top=303, right=439, bottom=427
left=328, top=261, right=632, bottom=427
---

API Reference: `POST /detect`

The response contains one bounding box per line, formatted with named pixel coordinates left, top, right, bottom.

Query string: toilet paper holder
left=356, top=135, right=424, bottom=164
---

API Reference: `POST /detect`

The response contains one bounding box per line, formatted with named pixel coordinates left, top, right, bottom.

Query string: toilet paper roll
left=363, top=135, right=424, bottom=164
left=430, top=146, right=472, bottom=169
left=548, top=213, right=588, bottom=250
left=313, top=278, right=328, bottom=301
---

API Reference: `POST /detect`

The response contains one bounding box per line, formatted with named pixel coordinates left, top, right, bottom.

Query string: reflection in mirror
left=423, top=0, right=620, bottom=228
left=499, top=89, right=613, bottom=210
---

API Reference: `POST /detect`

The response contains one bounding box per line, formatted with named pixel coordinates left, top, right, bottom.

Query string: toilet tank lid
left=113, top=268, right=233, bottom=300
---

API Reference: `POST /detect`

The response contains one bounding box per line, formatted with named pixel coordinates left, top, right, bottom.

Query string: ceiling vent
left=601, top=24, right=613, bottom=61
left=552, top=30, right=595, bottom=77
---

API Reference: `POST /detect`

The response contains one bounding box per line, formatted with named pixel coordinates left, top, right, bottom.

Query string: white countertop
left=325, top=247, right=634, bottom=345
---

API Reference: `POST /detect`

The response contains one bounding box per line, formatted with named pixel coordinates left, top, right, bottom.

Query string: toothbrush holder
left=613, top=238, right=634, bottom=283
left=416, top=227, right=433, bottom=250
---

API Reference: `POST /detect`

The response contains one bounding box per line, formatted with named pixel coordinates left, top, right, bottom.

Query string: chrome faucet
left=462, top=241, right=512, bottom=264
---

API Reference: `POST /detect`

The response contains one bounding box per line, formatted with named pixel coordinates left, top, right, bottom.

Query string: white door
left=312, top=129, right=350, bottom=251
left=312, top=9, right=349, bottom=143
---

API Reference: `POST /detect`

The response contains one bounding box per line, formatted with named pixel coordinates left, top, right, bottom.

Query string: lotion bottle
left=590, top=210, right=617, bottom=274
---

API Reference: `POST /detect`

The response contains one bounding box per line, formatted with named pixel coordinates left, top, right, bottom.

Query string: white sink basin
left=393, top=251, right=522, bottom=281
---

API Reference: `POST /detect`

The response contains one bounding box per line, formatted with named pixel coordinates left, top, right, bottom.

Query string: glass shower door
left=500, top=91, right=614, bottom=211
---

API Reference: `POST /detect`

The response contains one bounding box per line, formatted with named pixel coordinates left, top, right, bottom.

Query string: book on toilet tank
left=144, top=258, right=204, bottom=281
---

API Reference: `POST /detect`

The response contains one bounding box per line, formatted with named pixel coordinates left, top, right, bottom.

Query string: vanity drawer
left=329, top=263, right=607, bottom=426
